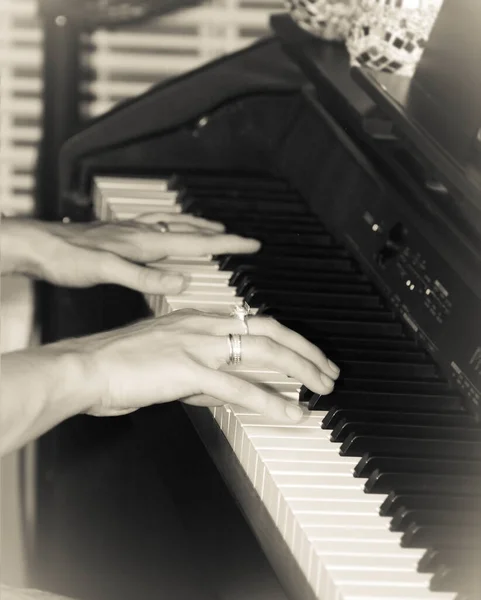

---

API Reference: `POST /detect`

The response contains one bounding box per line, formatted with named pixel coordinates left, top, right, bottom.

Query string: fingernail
left=328, top=359, right=340, bottom=378
left=320, top=373, right=334, bottom=389
left=285, top=403, right=304, bottom=421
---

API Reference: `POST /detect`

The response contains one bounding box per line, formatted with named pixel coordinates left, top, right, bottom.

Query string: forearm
left=0, top=343, right=92, bottom=456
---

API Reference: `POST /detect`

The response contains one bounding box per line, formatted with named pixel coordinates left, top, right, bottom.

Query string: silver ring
left=231, top=302, right=252, bottom=335
left=157, top=221, right=170, bottom=233
left=227, top=333, right=242, bottom=365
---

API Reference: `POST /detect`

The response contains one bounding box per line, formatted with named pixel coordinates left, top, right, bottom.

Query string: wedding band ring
left=227, top=333, right=242, bottom=365
left=157, top=221, right=170, bottom=233
left=231, top=302, right=252, bottom=335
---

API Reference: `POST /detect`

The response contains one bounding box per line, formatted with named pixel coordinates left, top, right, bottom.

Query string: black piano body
left=32, top=2, right=481, bottom=599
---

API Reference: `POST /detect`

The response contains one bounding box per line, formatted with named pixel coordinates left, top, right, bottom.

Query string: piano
left=32, top=2, right=481, bottom=600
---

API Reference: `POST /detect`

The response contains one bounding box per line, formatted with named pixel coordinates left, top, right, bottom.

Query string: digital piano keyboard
left=91, top=170, right=480, bottom=600
left=36, top=4, right=481, bottom=600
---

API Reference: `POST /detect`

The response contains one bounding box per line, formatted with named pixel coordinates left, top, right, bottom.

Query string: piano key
left=354, top=454, right=481, bottom=478
left=402, top=524, right=481, bottom=549
left=340, top=435, right=481, bottom=460
left=380, top=493, right=481, bottom=518
left=246, top=290, right=384, bottom=309
left=230, top=267, right=370, bottom=286
left=95, top=176, right=170, bottom=191
left=364, top=470, right=481, bottom=496
left=183, top=197, right=307, bottom=215
left=169, top=173, right=291, bottom=191
left=430, top=566, right=481, bottom=594
left=323, top=409, right=475, bottom=431
left=390, top=508, right=481, bottom=532
left=310, top=390, right=465, bottom=413
left=418, top=548, right=479, bottom=573
left=221, top=254, right=357, bottom=273
left=332, top=423, right=481, bottom=444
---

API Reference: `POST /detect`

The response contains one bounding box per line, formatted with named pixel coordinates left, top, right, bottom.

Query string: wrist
left=1, top=218, right=51, bottom=278
left=45, top=340, right=101, bottom=415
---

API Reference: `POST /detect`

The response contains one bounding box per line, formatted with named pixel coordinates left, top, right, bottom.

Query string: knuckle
left=255, top=335, right=277, bottom=354
left=256, top=315, right=282, bottom=334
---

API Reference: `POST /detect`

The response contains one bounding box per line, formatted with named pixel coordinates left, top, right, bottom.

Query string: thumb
left=104, top=254, right=187, bottom=294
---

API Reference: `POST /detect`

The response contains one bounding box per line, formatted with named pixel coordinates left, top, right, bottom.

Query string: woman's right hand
left=70, top=309, right=340, bottom=421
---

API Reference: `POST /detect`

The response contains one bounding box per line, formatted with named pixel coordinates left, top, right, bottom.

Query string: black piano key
left=223, top=218, right=330, bottom=233
left=237, top=278, right=374, bottom=297
left=230, top=231, right=335, bottom=247
left=430, top=566, right=481, bottom=594
left=254, top=244, right=351, bottom=258
left=230, top=266, right=370, bottom=286
left=340, top=434, right=481, bottom=459
left=332, top=422, right=481, bottom=444
left=169, top=173, right=291, bottom=191
left=419, top=548, right=478, bottom=573
left=364, top=469, right=481, bottom=495
left=281, top=318, right=403, bottom=338
left=203, top=211, right=323, bottom=225
left=236, top=276, right=374, bottom=296
left=329, top=347, right=429, bottom=363
left=178, top=187, right=301, bottom=202
left=220, top=255, right=357, bottom=272
left=391, top=508, right=481, bottom=532
left=265, top=307, right=397, bottom=326
left=354, top=453, right=481, bottom=478
left=323, top=408, right=474, bottom=431
left=380, top=492, right=481, bottom=518
left=309, top=389, right=464, bottom=413
left=401, top=523, right=481, bottom=549
left=245, top=290, right=383, bottom=310
left=328, top=359, right=438, bottom=380
left=326, top=336, right=421, bottom=351
left=335, top=377, right=452, bottom=395
left=182, top=196, right=308, bottom=214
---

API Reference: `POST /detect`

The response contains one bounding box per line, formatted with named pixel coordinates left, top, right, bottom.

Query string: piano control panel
left=287, top=90, right=481, bottom=415
left=347, top=195, right=481, bottom=412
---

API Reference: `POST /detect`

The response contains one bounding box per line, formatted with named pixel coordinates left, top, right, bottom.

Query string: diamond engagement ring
left=227, top=333, right=242, bottom=365
left=231, top=302, right=252, bottom=335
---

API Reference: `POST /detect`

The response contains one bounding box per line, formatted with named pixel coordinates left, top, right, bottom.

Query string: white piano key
left=105, top=188, right=178, bottom=200
left=322, top=553, right=421, bottom=570
left=338, top=581, right=454, bottom=599
left=288, top=498, right=381, bottom=512
left=94, top=176, right=170, bottom=191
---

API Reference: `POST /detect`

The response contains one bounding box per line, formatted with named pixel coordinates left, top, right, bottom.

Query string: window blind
left=0, top=0, right=283, bottom=216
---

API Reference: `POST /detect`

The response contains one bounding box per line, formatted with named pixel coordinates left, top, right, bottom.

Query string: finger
left=87, top=406, right=138, bottom=417
left=151, top=222, right=218, bottom=235
left=156, top=233, right=260, bottom=256
left=196, top=365, right=305, bottom=423
left=180, top=394, right=226, bottom=407
left=171, top=312, right=340, bottom=381
left=184, top=334, right=334, bottom=396
left=100, top=253, right=188, bottom=294
left=134, top=212, right=225, bottom=232
left=249, top=316, right=340, bottom=381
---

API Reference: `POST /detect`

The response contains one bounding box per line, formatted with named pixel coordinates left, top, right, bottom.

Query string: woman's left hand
left=2, top=214, right=260, bottom=294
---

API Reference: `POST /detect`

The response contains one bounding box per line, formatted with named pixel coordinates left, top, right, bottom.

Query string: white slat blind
left=0, top=0, right=283, bottom=216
